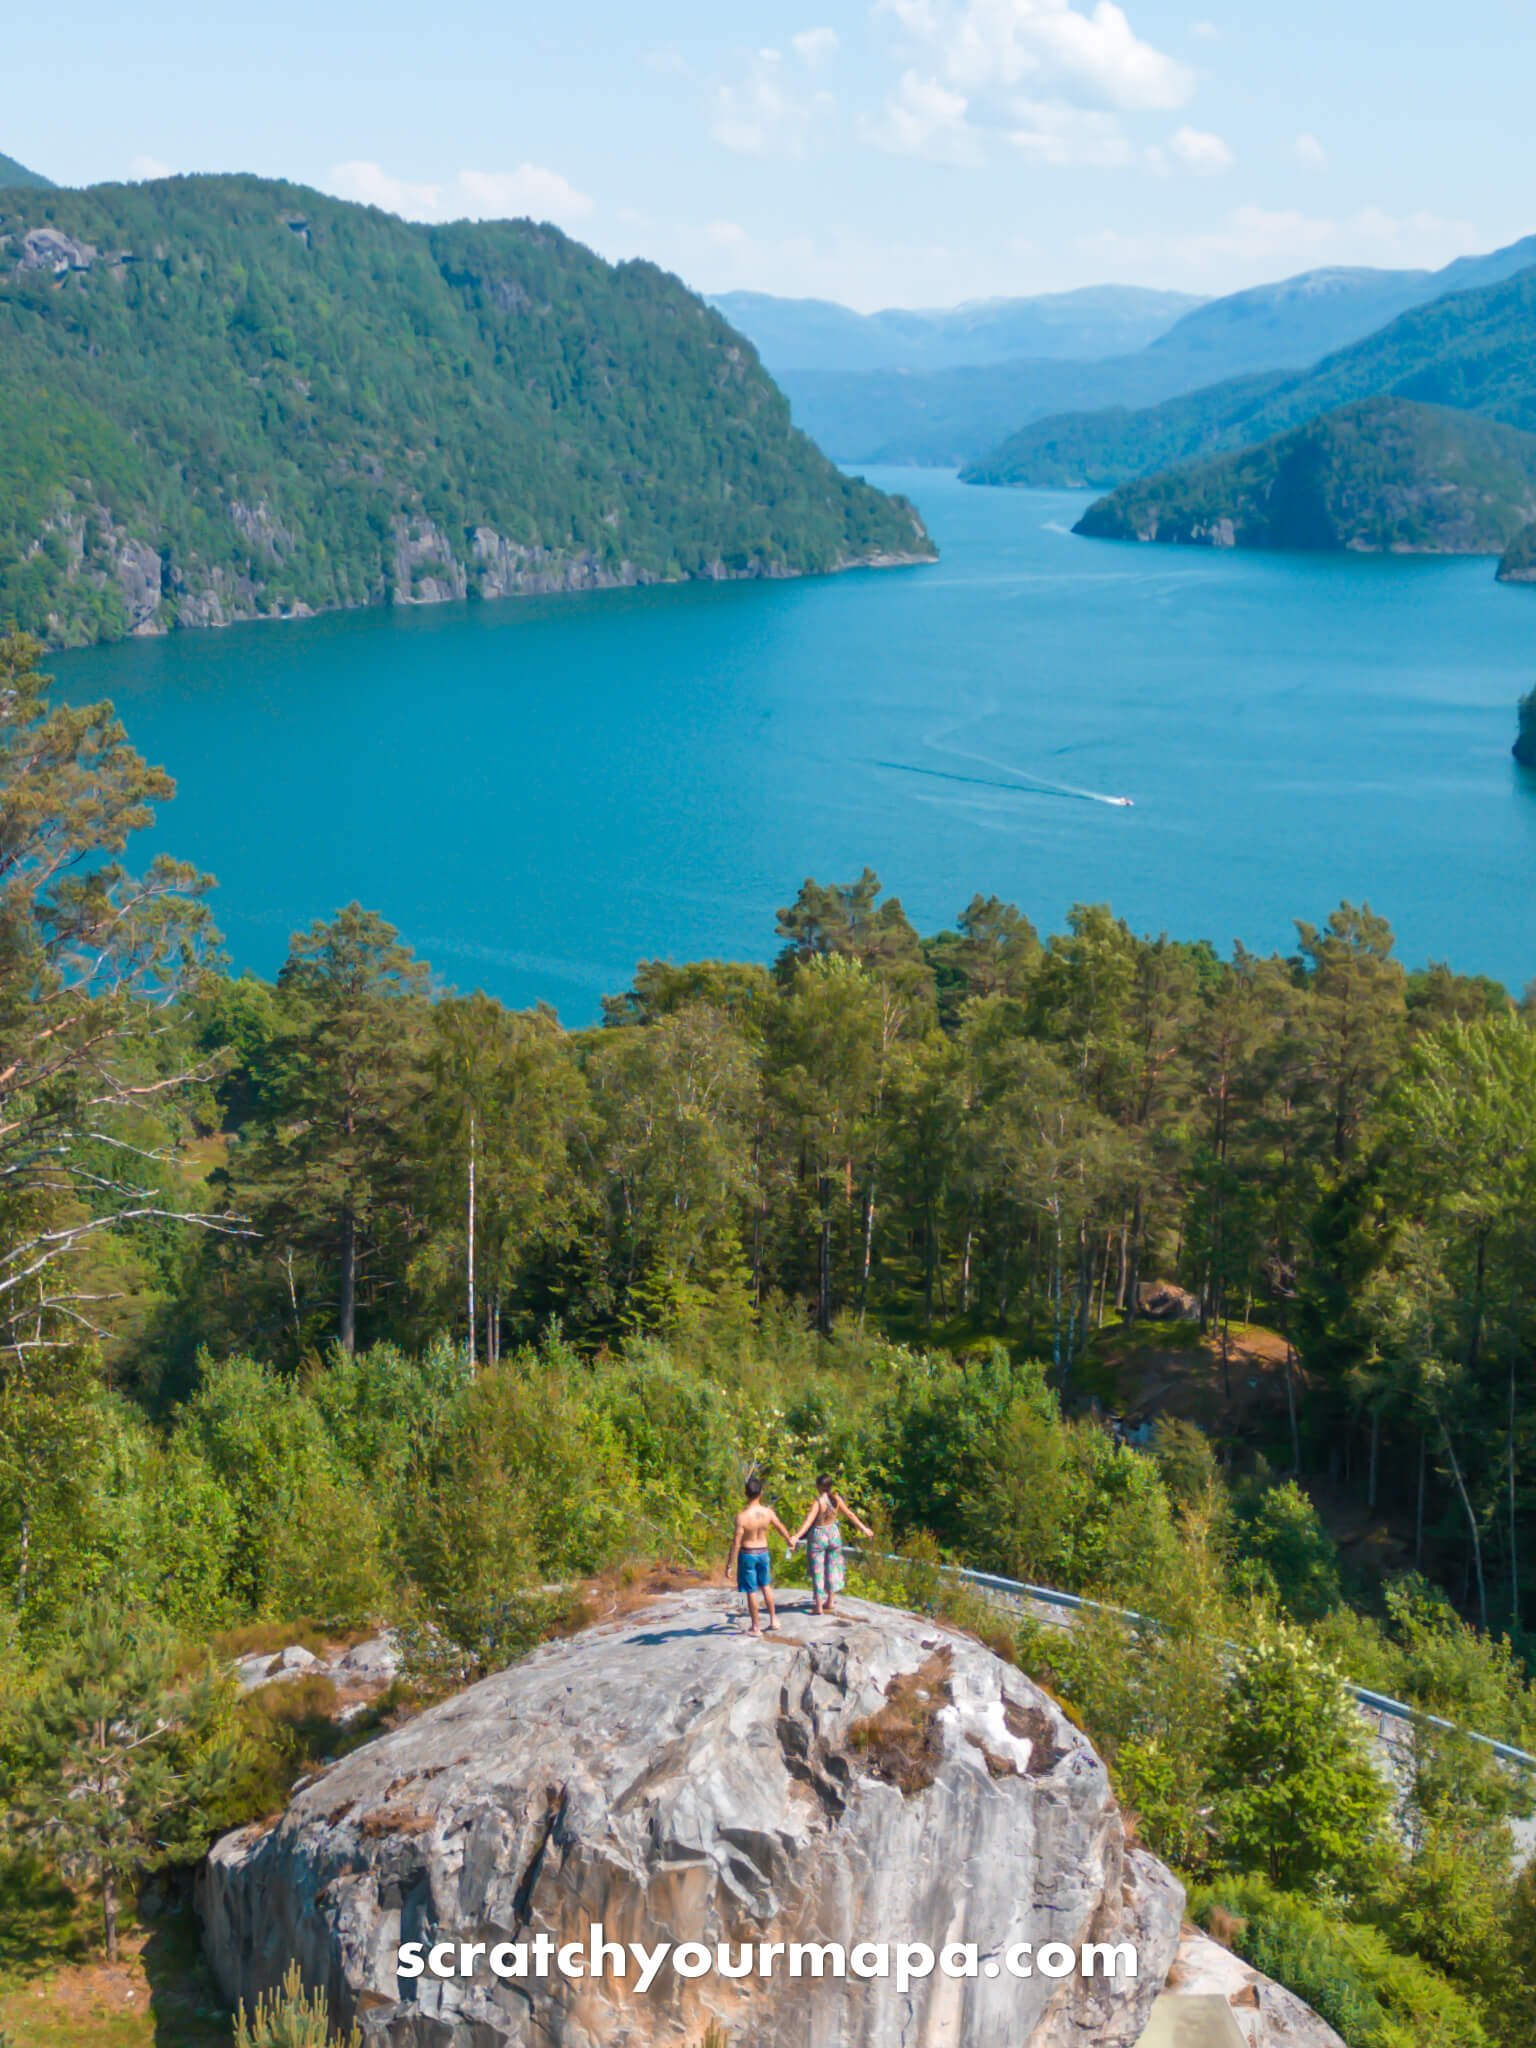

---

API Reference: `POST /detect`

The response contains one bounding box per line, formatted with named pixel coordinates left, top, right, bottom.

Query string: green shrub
left=1231, top=1476, right=1343, bottom=1621
left=1192, top=1875, right=1490, bottom=2048
left=1211, top=1623, right=1390, bottom=1887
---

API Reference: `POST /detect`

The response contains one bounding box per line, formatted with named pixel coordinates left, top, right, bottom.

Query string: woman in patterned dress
left=791, top=1473, right=875, bottom=1615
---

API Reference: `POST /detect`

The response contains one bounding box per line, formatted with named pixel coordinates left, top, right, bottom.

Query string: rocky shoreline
left=34, top=505, right=934, bottom=651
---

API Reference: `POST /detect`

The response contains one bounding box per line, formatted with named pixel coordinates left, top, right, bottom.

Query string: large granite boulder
left=199, top=1588, right=1181, bottom=2046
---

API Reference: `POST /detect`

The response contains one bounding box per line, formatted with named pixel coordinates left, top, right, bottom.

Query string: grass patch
left=848, top=1649, right=953, bottom=1795
left=0, top=1911, right=230, bottom=2048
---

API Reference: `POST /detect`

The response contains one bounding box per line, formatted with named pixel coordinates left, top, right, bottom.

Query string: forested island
left=2, top=628, right=1536, bottom=2044
left=1075, top=398, right=1536, bottom=554
left=0, top=176, right=932, bottom=648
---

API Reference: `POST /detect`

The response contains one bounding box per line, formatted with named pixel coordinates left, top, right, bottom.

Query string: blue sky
left=10, top=0, right=1534, bottom=309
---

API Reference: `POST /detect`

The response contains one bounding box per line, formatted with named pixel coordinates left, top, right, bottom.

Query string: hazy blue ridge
left=708, top=284, right=1202, bottom=375
left=968, top=254, right=1536, bottom=488
left=755, top=238, right=1536, bottom=466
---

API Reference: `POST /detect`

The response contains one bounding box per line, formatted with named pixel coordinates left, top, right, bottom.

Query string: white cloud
left=1293, top=130, right=1328, bottom=169
left=1189, top=18, right=1222, bottom=38
left=866, top=0, right=1194, bottom=176
left=792, top=26, right=841, bottom=65
left=129, top=154, right=174, bottom=180
left=1009, top=102, right=1134, bottom=167
left=712, top=47, right=836, bottom=155
left=876, top=0, right=1194, bottom=114
left=706, top=219, right=750, bottom=247
left=1169, top=123, right=1233, bottom=173
left=1078, top=204, right=1478, bottom=283
left=861, top=67, right=981, bottom=161
left=326, top=161, right=594, bottom=227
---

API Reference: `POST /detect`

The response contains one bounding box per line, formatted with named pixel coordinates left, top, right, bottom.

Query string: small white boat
left=1110, top=796, right=1134, bottom=808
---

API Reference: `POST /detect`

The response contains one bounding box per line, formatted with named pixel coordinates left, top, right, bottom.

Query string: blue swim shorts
left=737, top=1549, right=772, bottom=1594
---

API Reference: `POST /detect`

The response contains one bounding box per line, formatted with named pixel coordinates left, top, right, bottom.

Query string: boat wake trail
left=877, top=759, right=1131, bottom=807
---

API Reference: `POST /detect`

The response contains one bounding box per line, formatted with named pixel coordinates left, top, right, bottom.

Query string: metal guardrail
left=866, top=1552, right=1536, bottom=1773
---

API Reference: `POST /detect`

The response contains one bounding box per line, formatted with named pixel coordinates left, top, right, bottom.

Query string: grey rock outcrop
left=199, top=1589, right=1181, bottom=2046
left=18, top=226, right=99, bottom=274
left=1160, top=1928, right=1346, bottom=2048
left=230, top=1632, right=402, bottom=1711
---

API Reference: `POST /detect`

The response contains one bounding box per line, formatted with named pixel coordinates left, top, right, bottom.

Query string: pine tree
left=6, top=1601, right=240, bottom=1959
left=236, top=906, right=428, bottom=1352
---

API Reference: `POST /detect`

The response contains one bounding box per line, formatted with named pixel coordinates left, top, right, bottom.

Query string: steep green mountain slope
left=971, top=262, right=1536, bottom=488
left=0, top=175, right=932, bottom=647
left=0, top=150, right=53, bottom=189
left=777, top=238, right=1536, bottom=464
left=709, top=284, right=1201, bottom=374
left=1074, top=398, right=1536, bottom=555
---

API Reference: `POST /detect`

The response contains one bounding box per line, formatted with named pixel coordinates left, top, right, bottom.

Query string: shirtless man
left=725, top=1474, right=794, bottom=1636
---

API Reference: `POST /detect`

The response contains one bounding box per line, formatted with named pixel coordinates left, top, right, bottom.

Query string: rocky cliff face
left=199, top=1589, right=1183, bottom=2047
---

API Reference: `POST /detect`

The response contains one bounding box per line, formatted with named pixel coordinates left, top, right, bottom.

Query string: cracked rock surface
left=198, top=1590, right=1181, bottom=2046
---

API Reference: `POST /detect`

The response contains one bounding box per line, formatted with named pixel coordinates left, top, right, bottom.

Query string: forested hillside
left=1075, top=399, right=1536, bottom=555
left=0, top=176, right=932, bottom=648
left=969, top=264, right=1536, bottom=490
left=3, top=629, right=1536, bottom=2043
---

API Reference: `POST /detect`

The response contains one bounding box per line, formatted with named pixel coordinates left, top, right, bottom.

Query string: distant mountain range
left=732, top=236, right=1536, bottom=466
left=970, top=262, right=1536, bottom=506
left=1074, top=398, right=1536, bottom=556
left=707, top=286, right=1202, bottom=374
left=0, top=150, right=53, bottom=190
left=0, top=173, right=931, bottom=648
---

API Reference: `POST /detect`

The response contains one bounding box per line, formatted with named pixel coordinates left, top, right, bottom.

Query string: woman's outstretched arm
left=835, top=1494, right=874, bottom=1539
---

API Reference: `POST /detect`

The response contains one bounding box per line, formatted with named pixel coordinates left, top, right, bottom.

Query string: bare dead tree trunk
left=1367, top=1407, right=1380, bottom=1512
left=466, top=1110, right=477, bottom=1366
left=1435, top=1409, right=1489, bottom=1631
left=859, top=1177, right=877, bottom=1324
left=339, top=1205, right=357, bottom=1354
left=1415, top=1430, right=1427, bottom=1567
left=1510, top=1359, right=1521, bottom=1626
left=816, top=1174, right=832, bottom=1336
left=1124, top=1191, right=1144, bottom=1323
left=1283, top=1340, right=1301, bottom=1475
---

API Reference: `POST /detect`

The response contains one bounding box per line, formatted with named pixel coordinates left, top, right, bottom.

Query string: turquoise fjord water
left=51, top=469, right=1536, bottom=1020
